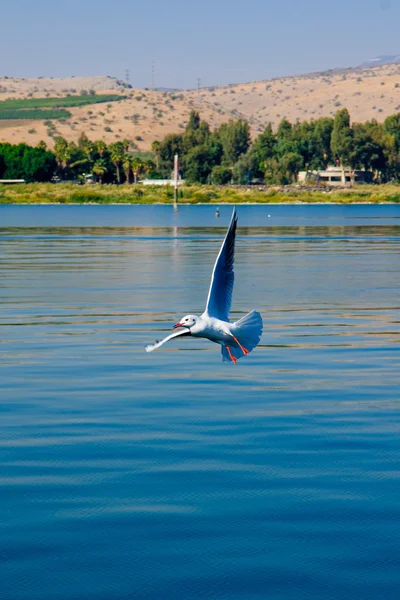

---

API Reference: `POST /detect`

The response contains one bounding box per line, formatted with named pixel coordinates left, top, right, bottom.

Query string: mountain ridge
left=1, top=62, right=400, bottom=150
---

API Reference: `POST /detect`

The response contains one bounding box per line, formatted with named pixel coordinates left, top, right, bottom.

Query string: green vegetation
left=3, top=107, right=400, bottom=201
left=0, top=94, right=125, bottom=121
left=0, top=133, right=156, bottom=184
left=1, top=183, right=400, bottom=205
left=0, top=93, right=125, bottom=110
left=0, top=142, right=56, bottom=182
left=151, top=108, right=398, bottom=185
left=0, top=109, right=71, bottom=120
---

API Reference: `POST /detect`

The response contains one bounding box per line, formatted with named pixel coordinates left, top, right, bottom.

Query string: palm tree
left=83, top=140, right=95, bottom=162
left=96, top=140, right=107, bottom=158
left=92, top=159, right=107, bottom=184
left=109, top=142, right=124, bottom=184
left=54, top=136, right=72, bottom=177
left=143, top=158, right=155, bottom=176
left=151, top=140, right=161, bottom=171
left=122, top=155, right=132, bottom=184
left=122, top=139, right=130, bottom=153
left=131, top=157, right=144, bottom=184
left=77, top=132, right=90, bottom=149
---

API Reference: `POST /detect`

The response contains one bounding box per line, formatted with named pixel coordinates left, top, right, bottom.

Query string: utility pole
left=196, top=77, right=201, bottom=96
left=125, top=69, right=130, bottom=85
left=173, top=154, right=179, bottom=212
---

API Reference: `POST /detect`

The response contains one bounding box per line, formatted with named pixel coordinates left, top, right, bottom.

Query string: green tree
left=122, top=155, right=132, bottom=184
left=217, top=119, right=250, bottom=165
left=143, top=158, right=156, bottom=176
left=122, top=138, right=131, bottom=153
left=232, top=152, right=257, bottom=184
left=0, top=142, right=56, bottom=182
left=92, top=159, right=107, bottom=184
left=185, top=146, right=215, bottom=184
left=151, top=140, right=161, bottom=171
left=0, top=153, right=5, bottom=178
left=211, top=165, right=232, bottom=185
left=280, top=152, right=303, bottom=182
left=350, top=123, right=385, bottom=176
left=252, top=124, right=276, bottom=168
left=131, top=157, right=144, bottom=184
left=186, top=110, right=201, bottom=131
left=313, top=117, right=334, bottom=168
left=82, top=140, right=95, bottom=162
left=109, top=142, right=124, bottom=184
left=54, top=136, right=71, bottom=175
left=383, top=113, right=400, bottom=151
left=96, top=140, right=107, bottom=158
left=78, top=132, right=90, bottom=149
left=264, top=158, right=287, bottom=184
left=276, top=118, right=300, bottom=157
left=183, top=111, right=210, bottom=153
left=158, top=134, right=183, bottom=176
left=331, top=109, right=354, bottom=182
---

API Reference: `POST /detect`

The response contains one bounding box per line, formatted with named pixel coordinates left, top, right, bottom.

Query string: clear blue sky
left=1, top=0, right=399, bottom=89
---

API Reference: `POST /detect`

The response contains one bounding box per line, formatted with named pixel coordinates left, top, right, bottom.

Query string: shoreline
left=1, top=183, right=400, bottom=206
left=1, top=201, right=400, bottom=206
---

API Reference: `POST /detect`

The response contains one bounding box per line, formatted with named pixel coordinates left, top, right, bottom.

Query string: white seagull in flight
left=145, top=208, right=263, bottom=363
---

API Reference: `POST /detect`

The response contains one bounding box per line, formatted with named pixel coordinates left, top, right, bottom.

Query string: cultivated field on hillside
left=1, top=63, right=400, bottom=149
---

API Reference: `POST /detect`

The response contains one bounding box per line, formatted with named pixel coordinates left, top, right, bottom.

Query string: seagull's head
left=174, top=315, right=198, bottom=330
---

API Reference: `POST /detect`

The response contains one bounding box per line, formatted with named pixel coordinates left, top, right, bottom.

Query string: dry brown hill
left=1, top=63, right=400, bottom=150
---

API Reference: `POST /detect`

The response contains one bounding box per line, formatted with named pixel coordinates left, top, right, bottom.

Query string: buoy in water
left=215, top=208, right=220, bottom=218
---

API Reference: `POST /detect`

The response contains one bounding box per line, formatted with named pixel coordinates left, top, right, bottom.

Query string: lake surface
left=1, top=204, right=400, bottom=600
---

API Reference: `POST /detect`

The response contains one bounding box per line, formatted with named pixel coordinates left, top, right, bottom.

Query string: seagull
left=145, top=208, right=263, bottom=363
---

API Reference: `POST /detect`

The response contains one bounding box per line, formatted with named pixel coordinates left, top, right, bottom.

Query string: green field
left=0, top=108, right=72, bottom=120
left=0, top=94, right=126, bottom=120
left=1, top=183, right=400, bottom=205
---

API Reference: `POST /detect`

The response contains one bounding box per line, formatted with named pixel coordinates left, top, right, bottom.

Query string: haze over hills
left=1, top=61, right=400, bottom=151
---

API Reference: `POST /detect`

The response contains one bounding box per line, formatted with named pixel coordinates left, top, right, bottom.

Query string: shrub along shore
left=1, top=182, right=400, bottom=205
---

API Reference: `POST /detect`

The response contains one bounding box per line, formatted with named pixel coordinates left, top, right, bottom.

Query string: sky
left=1, top=0, right=399, bottom=89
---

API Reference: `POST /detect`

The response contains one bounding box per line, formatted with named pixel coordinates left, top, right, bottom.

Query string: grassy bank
left=1, top=183, right=400, bottom=205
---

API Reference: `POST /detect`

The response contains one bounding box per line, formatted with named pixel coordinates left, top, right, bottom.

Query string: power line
left=125, top=69, right=130, bottom=84
left=196, top=77, right=201, bottom=96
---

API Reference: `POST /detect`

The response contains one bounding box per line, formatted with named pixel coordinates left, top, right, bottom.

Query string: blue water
left=1, top=205, right=400, bottom=600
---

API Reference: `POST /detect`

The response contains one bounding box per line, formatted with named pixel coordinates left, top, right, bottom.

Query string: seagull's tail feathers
left=221, top=310, right=263, bottom=362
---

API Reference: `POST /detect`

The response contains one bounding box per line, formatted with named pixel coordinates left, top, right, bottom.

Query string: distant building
left=0, top=179, right=25, bottom=184
left=141, top=178, right=185, bottom=186
left=298, top=166, right=373, bottom=185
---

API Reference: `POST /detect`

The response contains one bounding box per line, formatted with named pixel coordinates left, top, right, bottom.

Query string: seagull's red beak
left=173, top=322, right=183, bottom=329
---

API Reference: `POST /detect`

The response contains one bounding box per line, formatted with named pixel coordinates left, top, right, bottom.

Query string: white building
left=298, top=166, right=373, bottom=185
left=141, top=178, right=185, bottom=186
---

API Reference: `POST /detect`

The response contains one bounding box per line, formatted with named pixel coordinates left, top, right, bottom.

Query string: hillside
left=1, top=63, right=400, bottom=150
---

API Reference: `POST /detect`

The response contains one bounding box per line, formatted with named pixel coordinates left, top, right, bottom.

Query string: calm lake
left=1, top=204, right=400, bottom=600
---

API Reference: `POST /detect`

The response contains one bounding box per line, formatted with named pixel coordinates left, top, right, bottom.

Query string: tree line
left=0, top=134, right=156, bottom=184
left=154, top=108, right=400, bottom=184
left=2, top=108, right=400, bottom=184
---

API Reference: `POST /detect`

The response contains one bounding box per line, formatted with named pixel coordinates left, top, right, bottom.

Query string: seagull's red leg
left=226, top=346, right=237, bottom=364
left=231, top=335, right=249, bottom=356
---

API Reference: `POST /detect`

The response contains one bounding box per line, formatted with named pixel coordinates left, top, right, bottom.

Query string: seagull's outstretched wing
left=145, top=328, right=191, bottom=353
left=204, top=207, right=237, bottom=322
